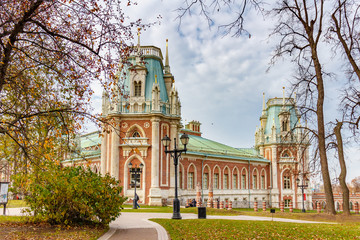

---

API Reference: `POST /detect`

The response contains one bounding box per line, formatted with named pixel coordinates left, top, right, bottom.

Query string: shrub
left=12, top=164, right=126, bottom=225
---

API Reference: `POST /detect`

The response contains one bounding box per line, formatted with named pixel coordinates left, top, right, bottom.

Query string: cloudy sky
left=88, top=1, right=359, bottom=182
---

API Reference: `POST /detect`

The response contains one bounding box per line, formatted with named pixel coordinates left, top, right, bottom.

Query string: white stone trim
left=160, top=123, right=170, bottom=187
left=123, top=154, right=146, bottom=200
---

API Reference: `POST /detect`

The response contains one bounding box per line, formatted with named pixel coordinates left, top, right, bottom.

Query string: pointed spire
left=155, top=74, right=157, bottom=84
left=294, top=92, right=297, bottom=105
left=261, top=92, right=267, bottom=117
left=137, top=28, right=141, bottom=49
left=135, top=28, right=142, bottom=64
left=165, top=39, right=171, bottom=74
left=262, top=92, right=265, bottom=111
left=282, top=87, right=285, bottom=106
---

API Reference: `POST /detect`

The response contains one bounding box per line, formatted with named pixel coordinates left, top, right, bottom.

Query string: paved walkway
left=2, top=207, right=29, bottom=216
left=3, top=208, right=332, bottom=240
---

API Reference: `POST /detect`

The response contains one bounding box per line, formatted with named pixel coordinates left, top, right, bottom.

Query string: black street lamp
left=128, top=162, right=144, bottom=209
left=296, top=177, right=309, bottom=213
left=161, top=133, right=189, bottom=219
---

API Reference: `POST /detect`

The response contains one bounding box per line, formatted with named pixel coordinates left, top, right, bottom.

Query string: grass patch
left=234, top=208, right=360, bottom=223
left=151, top=218, right=360, bottom=239
left=0, top=216, right=108, bottom=240
left=122, top=205, right=238, bottom=215
left=123, top=205, right=360, bottom=223
left=0, top=200, right=28, bottom=208
left=122, top=205, right=175, bottom=213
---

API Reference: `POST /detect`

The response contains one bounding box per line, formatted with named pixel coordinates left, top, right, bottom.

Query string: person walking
left=135, top=193, right=140, bottom=208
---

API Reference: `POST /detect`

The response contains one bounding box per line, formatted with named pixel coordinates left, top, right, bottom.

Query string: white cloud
left=86, top=1, right=360, bottom=181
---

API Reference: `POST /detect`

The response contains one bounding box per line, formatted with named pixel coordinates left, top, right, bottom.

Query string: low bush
left=12, top=164, right=126, bottom=225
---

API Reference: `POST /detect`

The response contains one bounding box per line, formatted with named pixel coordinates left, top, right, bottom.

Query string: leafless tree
left=176, top=0, right=263, bottom=37
left=176, top=0, right=360, bottom=215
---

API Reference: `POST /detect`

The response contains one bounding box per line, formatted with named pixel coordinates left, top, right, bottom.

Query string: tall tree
left=270, top=0, right=336, bottom=214
left=0, top=0, right=146, bottom=169
left=329, top=0, right=360, bottom=214
left=178, top=0, right=338, bottom=214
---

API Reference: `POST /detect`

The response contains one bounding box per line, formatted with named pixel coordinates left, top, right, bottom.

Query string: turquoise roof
left=123, top=57, right=169, bottom=103
left=80, top=131, right=101, bottom=149
left=64, top=131, right=101, bottom=161
left=264, top=103, right=299, bottom=135
left=180, top=134, right=269, bottom=163
left=144, top=58, right=169, bottom=102
left=66, top=131, right=268, bottom=164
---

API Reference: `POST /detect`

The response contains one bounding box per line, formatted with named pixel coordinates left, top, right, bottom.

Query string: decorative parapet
left=122, top=137, right=149, bottom=146
left=279, top=157, right=296, bottom=163
left=121, top=137, right=150, bottom=158
left=109, top=99, right=176, bottom=117
left=130, top=46, right=163, bottom=60
left=267, top=97, right=295, bottom=107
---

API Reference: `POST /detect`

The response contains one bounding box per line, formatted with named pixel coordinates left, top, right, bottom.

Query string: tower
left=255, top=90, right=311, bottom=209
left=100, top=36, right=181, bottom=205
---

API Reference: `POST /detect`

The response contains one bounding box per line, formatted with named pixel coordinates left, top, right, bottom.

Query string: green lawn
left=122, top=205, right=360, bottom=222
left=0, top=216, right=108, bottom=240
left=151, top=218, right=360, bottom=239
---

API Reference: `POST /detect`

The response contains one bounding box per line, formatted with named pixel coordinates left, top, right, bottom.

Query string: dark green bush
left=12, top=165, right=126, bottom=225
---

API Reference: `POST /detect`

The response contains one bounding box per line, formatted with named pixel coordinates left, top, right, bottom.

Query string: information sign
left=0, top=182, right=9, bottom=204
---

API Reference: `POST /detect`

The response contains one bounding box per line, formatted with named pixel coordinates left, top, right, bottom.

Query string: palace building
left=62, top=40, right=313, bottom=209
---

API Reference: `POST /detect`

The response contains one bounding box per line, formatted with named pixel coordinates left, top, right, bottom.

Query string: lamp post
left=128, top=162, right=144, bottom=209
left=296, top=177, right=308, bottom=213
left=161, top=133, right=189, bottom=219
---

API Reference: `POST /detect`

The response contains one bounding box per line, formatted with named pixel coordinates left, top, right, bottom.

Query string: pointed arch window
left=224, top=173, right=228, bottom=189
left=282, top=120, right=288, bottom=131
left=188, top=172, right=194, bottom=189
left=252, top=171, right=258, bottom=189
left=282, top=150, right=290, bottom=158
left=232, top=172, right=238, bottom=189
left=203, top=173, right=209, bottom=189
left=261, top=174, right=265, bottom=189
left=223, top=168, right=229, bottom=189
left=241, top=170, right=247, bottom=189
left=132, top=131, right=141, bottom=138
left=134, top=81, right=141, bottom=97
left=214, top=173, right=219, bottom=189
left=187, top=165, right=195, bottom=189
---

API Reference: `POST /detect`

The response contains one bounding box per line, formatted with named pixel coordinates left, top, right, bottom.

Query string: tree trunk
left=309, top=37, right=336, bottom=214
left=334, top=121, right=350, bottom=215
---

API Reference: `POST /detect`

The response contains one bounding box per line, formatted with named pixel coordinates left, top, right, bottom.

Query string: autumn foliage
left=0, top=0, right=147, bottom=166
left=12, top=165, right=126, bottom=225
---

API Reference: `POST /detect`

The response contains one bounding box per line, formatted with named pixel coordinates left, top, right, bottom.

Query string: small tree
left=12, top=164, right=126, bottom=225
